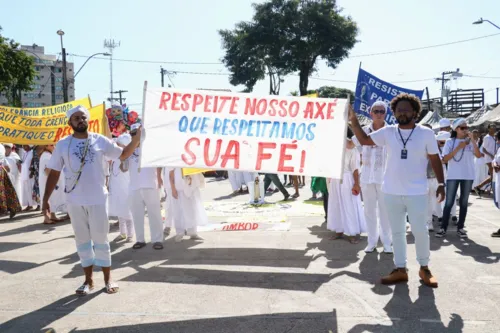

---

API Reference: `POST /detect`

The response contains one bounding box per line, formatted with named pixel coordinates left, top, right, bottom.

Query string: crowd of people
left=0, top=93, right=498, bottom=295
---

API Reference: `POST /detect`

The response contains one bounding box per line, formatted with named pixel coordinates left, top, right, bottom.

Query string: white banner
left=141, top=84, right=349, bottom=178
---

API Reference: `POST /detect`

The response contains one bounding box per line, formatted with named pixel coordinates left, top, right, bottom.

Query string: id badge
left=401, top=149, right=408, bottom=160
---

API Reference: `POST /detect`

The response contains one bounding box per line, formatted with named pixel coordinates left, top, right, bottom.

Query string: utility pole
left=104, top=39, right=120, bottom=104
left=435, top=68, right=462, bottom=115
left=160, top=66, right=175, bottom=88
left=111, top=90, right=127, bottom=104
left=497, top=87, right=499, bottom=104
left=57, top=30, right=68, bottom=103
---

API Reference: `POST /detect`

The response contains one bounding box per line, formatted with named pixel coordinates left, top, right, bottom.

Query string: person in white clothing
left=472, top=130, right=488, bottom=189
left=162, top=168, right=174, bottom=236
left=438, top=118, right=458, bottom=224
left=475, top=124, right=498, bottom=194
left=4, top=144, right=22, bottom=200
left=20, top=145, right=38, bottom=210
left=126, top=145, right=164, bottom=250
left=350, top=93, right=445, bottom=288
left=352, top=101, right=392, bottom=253
left=169, top=167, right=207, bottom=242
left=43, top=105, right=140, bottom=295
left=491, top=131, right=500, bottom=237
left=108, top=134, right=135, bottom=242
left=39, top=145, right=68, bottom=224
left=327, top=128, right=366, bottom=244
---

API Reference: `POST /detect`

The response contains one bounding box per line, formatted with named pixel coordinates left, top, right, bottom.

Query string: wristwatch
left=437, top=183, right=445, bottom=187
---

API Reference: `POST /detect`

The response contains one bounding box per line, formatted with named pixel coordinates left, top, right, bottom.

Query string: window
left=55, top=86, right=63, bottom=91
left=35, top=66, right=41, bottom=71
left=31, top=84, right=41, bottom=89
left=25, top=102, right=43, bottom=107
left=54, top=68, right=62, bottom=73
left=55, top=77, right=63, bottom=82
left=55, top=94, right=64, bottom=99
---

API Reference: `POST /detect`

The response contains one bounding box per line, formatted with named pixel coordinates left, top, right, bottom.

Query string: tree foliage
left=290, top=86, right=354, bottom=100
left=219, top=0, right=358, bottom=96
left=0, top=27, right=35, bottom=107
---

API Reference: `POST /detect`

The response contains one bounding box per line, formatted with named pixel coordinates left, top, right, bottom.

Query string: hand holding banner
left=140, top=86, right=349, bottom=178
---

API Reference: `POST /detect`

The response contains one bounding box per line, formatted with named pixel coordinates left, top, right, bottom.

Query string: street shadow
left=0, top=219, right=71, bottom=238
left=0, top=259, right=40, bottom=274
left=69, top=310, right=339, bottom=333
left=0, top=291, right=103, bottom=333
left=447, top=237, right=500, bottom=264
left=348, top=284, right=464, bottom=333
left=0, top=236, right=74, bottom=254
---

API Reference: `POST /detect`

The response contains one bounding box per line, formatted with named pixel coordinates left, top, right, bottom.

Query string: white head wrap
left=3, top=143, right=13, bottom=148
left=451, top=118, right=467, bottom=131
left=435, top=131, right=451, bottom=141
left=370, top=101, right=388, bottom=113
left=66, top=105, right=90, bottom=121
left=439, top=118, right=451, bottom=128
left=116, top=133, right=132, bottom=146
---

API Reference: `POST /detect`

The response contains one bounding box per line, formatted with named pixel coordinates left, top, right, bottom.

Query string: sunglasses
left=372, top=110, right=386, bottom=115
left=458, top=126, right=469, bottom=131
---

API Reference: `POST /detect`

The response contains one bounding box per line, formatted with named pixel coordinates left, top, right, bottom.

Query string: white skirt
left=107, top=169, right=132, bottom=219
left=172, top=187, right=208, bottom=231
left=327, top=172, right=366, bottom=236
left=473, top=157, right=488, bottom=188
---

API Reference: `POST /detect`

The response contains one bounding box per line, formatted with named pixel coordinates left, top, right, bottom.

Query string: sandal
left=132, top=242, right=146, bottom=249
left=291, top=193, right=300, bottom=199
left=105, top=282, right=119, bottom=294
left=153, top=242, right=164, bottom=250
left=75, top=283, right=93, bottom=295
left=349, top=237, right=360, bottom=244
left=329, top=233, right=343, bottom=240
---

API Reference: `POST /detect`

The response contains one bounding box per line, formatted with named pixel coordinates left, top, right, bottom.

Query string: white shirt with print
left=48, top=133, right=123, bottom=206
left=352, top=123, right=387, bottom=185
left=442, top=138, right=476, bottom=181
left=370, top=124, right=439, bottom=196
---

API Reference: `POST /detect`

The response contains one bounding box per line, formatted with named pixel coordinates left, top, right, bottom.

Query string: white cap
left=435, top=131, right=451, bottom=141
left=3, top=143, right=13, bottom=148
left=116, top=133, right=132, bottom=146
left=439, top=118, right=451, bottom=128
left=451, top=118, right=467, bottom=131
left=66, top=105, right=90, bottom=121
left=370, top=101, right=388, bottom=113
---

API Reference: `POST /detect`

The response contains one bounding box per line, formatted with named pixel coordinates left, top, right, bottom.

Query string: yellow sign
left=182, top=168, right=211, bottom=176
left=0, top=101, right=109, bottom=145
left=0, top=97, right=92, bottom=117
left=305, top=93, right=318, bottom=98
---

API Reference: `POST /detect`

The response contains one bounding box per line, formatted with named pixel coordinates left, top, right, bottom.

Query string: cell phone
left=130, top=123, right=141, bottom=136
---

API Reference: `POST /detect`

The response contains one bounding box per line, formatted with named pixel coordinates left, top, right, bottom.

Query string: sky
left=1, top=0, right=500, bottom=112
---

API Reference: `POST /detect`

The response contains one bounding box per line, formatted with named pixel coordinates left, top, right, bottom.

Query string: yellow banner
left=182, top=168, right=211, bottom=176
left=0, top=102, right=109, bottom=145
left=0, top=97, right=92, bottom=117
left=305, top=93, right=318, bottom=98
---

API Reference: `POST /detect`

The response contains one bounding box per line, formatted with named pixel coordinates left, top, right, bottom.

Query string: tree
left=290, top=86, right=354, bottom=100
left=0, top=27, right=35, bottom=107
left=219, top=0, right=358, bottom=96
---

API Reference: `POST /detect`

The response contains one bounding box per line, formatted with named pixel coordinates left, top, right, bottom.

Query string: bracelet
left=437, top=183, right=445, bottom=187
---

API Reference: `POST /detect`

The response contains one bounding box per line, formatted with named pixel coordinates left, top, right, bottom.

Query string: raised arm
left=119, top=128, right=142, bottom=161
left=349, top=106, right=376, bottom=146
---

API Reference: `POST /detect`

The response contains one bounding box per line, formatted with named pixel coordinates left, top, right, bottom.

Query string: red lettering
left=314, top=102, right=326, bottom=119
left=212, top=96, right=219, bottom=113
left=277, top=143, right=297, bottom=173
left=256, top=142, right=276, bottom=170
left=218, top=96, right=231, bottom=113
left=171, top=92, right=181, bottom=111
left=303, top=102, right=314, bottom=119
left=53, top=127, right=64, bottom=142
left=252, top=223, right=258, bottom=230
left=192, top=94, right=203, bottom=111
left=228, top=223, right=237, bottom=231
left=158, top=92, right=171, bottom=110
left=238, top=223, right=245, bottom=230
left=289, top=101, right=299, bottom=117
left=269, top=99, right=278, bottom=116
left=204, top=138, right=222, bottom=166
left=204, top=95, right=213, bottom=112
left=245, top=223, right=251, bottom=230
left=181, top=93, right=192, bottom=111
left=327, top=100, right=337, bottom=120
left=222, top=225, right=228, bottom=231
left=229, top=97, right=239, bottom=114
left=221, top=140, right=240, bottom=169
left=278, top=100, right=288, bottom=117
left=181, top=137, right=200, bottom=165
left=244, top=98, right=257, bottom=115
left=256, top=99, right=267, bottom=115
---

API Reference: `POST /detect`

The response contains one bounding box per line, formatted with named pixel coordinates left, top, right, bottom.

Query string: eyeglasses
left=372, top=110, right=386, bottom=115
left=438, top=141, right=446, bottom=145
left=458, top=126, right=469, bottom=131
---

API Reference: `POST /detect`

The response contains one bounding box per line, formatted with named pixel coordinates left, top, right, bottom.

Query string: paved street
left=0, top=177, right=499, bottom=333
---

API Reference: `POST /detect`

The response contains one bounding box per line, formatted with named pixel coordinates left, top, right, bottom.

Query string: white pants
left=384, top=194, right=430, bottom=268
left=119, top=218, right=135, bottom=238
left=427, top=178, right=442, bottom=223
left=361, top=183, right=392, bottom=248
left=67, top=204, right=111, bottom=268
left=129, top=188, right=163, bottom=243
left=21, top=179, right=37, bottom=206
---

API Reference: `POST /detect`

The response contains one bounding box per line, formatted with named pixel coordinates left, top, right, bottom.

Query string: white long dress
left=228, top=171, right=243, bottom=191
left=39, top=151, right=66, bottom=213
left=494, top=149, right=500, bottom=209
left=5, top=152, right=22, bottom=200
left=170, top=168, right=208, bottom=234
left=107, top=159, right=132, bottom=219
left=327, top=147, right=366, bottom=236
left=473, top=155, right=488, bottom=189
left=20, top=149, right=37, bottom=206
left=162, top=167, right=174, bottom=229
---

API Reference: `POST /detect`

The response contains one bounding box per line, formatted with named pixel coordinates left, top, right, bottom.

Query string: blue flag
left=354, top=68, right=424, bottom=125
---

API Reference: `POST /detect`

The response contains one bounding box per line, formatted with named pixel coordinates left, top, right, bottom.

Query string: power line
left=66, top=32, right=500, bottom=66
left=463, top=74, right=500, bottom=79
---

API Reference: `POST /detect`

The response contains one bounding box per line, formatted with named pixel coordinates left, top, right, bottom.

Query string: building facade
left=0, top=44, right=75, bottom=107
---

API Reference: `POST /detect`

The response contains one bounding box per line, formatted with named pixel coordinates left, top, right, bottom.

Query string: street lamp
left=74, top=53, right=111, bottom=78
left=472, top=18, right=500, bottom=30
left=56, top=29, right=69, bottom=102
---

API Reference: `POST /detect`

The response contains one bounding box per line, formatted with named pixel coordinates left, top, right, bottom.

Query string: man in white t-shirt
left=350, top=93, right=445, bottom=288
left=475, top=124, right=498, bottom=193
left=42, top=105, right=140, bottom=295
left=126, top=146, right=164, bottom=250
left=352, top=101, right=392, bottom=254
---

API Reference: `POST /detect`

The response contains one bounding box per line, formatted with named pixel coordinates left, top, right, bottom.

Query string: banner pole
left=138, top=81, right=148, bottom=169
left=338, top=94, right=351, bottom=183
left=359, top=62, right=362, bottom=70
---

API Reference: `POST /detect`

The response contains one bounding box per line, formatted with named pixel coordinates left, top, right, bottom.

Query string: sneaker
left=113, top=234, right=127, bottom=242
left=451, top=216, right=458, bottom=225
left=175, top=234, right=184, bottom=242
left=381, top=268, right=408, bottom=285
left=457, top=229, right=468, bottom=238
left=382, top=245, right=393, bottom=254
left=364, top=245, right=377, bottom=253
left=427, top=221, right=434, bottom=232
left=435, top=229, right=446, bottom=238
left=419, top=267, right=438, bottom=288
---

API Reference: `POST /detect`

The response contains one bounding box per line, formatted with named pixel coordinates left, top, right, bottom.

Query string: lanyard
left=397, top=126, right=416, bottom=150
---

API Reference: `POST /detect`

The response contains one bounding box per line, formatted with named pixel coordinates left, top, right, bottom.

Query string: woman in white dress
left=472, top=130, right=488, bottom=189
left=491, top=132, right=500, bottom=237
left=169, top=167, right=208, bottom=242
left=327, top=128, right=366, bottom=244
left=39, top=145, right=68, bottom=224
left=3, top=144, right=22, bottom=200
left=108, top=134, right=135, bottom=242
